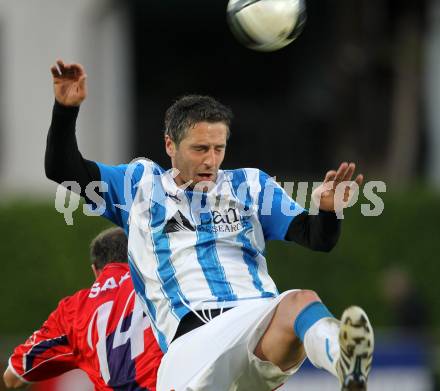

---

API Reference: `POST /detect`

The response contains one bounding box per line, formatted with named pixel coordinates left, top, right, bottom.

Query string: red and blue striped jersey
left=8, top=263, right=163, bottom=390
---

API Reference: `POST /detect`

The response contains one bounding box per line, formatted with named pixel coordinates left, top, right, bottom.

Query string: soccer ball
left=227, top=0, right=306, bottom=52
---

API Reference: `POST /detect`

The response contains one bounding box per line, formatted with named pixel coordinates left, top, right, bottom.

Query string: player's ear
left=165, top=135, right=176, bottom=158
left=91, top=264, right=100, bottom=278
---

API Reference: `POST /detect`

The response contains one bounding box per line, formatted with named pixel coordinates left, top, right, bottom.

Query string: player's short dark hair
left=90, top=227, right=128, bottom=270
left=164, top=95, right=233, bottom=145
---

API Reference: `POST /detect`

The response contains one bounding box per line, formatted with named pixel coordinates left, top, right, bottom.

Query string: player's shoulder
left=56, top=290, right=85, bottom=308
left=46, top=290, right=85, bottom=331
left=57, top=286, right=102, bottom=314
left=73, top=287, right=94, bottom=302
left=129, top=158, right=167, bottom=179
left=96, top=157, right=166, bottom=183
left=128, top=157, right=164, bottom=169
left=223, top=168, right=269, bottom=187
left=58, top=288, right=90, bottom=315
left=223, top=167, right=261, bottom=181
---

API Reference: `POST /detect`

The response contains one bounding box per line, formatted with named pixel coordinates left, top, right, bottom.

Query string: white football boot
left=337, top=306, right=374, bottom=391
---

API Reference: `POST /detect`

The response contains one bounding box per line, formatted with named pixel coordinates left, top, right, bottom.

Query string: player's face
left=166, top=121, right=228, bottom=189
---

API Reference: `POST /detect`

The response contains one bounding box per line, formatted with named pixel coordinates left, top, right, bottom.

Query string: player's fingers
left=72, top=63, right=86, bottom=76
left=63, top=64, right=75, bottom=76
left=342, top=175, right=362, bottom=203
left=56, top=59, right=66, bottom=73
left=78, top=74, right=87, bottom=85
left=78, top=75, right=88, bottom=96
left=339, top=164, right=352, bottom=186
left=323, top=170, right=337, bottom=183
left=342, top=162, right=356, bottom=182
left=333, top=162, right=349, bottom=188
left=354, top=173, right=364, bottom=187
left=58, top=61, right=77, bottom=78
left=50, top=65, right=61, bottom=78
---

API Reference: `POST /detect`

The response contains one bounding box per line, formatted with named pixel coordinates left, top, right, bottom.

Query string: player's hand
left=50, top=59, right=87, bottom=107
left=312, top=162, right=363, bottom=213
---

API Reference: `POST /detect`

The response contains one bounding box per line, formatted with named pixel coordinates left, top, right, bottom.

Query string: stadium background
left=0, top=0, right=438, bottom=389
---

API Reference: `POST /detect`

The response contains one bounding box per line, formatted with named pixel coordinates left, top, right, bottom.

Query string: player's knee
left=284, top=289, right=321, bottom=312
left=274, top=290, right=322, bottom=340
left=297, top=289, right=321, bottom=304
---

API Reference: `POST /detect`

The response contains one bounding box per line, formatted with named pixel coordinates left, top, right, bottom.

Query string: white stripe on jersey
left=128, top=161, right=180, bottom=349
left=166, top=192, right=217, bottom=305
left=214, top=175, right=276, bottom=298
left=243, top=168, right=279, bottom=295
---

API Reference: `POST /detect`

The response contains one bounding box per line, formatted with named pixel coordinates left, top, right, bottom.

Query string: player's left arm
left=258, top=162, right=362, bottom=252
left=285, top=162, right=362, bottom=251
left=5, top=296, right=77, bottom=387
left=284, top=208, right=341, bottom=252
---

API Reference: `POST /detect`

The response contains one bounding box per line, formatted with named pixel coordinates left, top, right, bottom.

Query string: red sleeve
left=8, top=296, right=78, bottom=383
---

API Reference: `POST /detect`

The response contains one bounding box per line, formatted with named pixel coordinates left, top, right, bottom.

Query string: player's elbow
left=44, top=145, right=65, bottom=185
left=44, top=159, right=66, bottom=186
left=3, top=368, right=25, bottom=389
left=313, top=225, right=341, bottom=252
left=312, top=237, right=338, bottom=252
left=44, top=156, right=58, bottom=182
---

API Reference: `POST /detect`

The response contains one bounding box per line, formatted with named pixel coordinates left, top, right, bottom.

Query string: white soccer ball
left=227, top=0, right=306, bottom=52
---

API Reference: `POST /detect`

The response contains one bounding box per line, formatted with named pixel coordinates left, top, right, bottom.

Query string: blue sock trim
left=325, top=338, right=334, bottom=362
left=293, top=301, right=334, bottom=342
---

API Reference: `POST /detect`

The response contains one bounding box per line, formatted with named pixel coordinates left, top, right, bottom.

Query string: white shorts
left=157, top=290, right=303, bottom=391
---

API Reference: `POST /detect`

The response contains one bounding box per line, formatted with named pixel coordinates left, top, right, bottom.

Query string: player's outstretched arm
left=3, top=367, right=25, bottom=389
left=285, top=209, right=341, bottom=252
left=45, top=59, right=100, bottom=196
left=258, top=169, right=340, bottom=252
left=5, top=297, right=77, bottom=387
left=285, top=162, right=363, bottom=252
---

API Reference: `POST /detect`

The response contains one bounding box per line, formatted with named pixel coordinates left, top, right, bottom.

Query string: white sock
left=303, top=317, right=340, bottom=378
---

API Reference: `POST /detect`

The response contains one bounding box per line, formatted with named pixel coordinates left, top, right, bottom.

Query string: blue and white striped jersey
left=95, top=159, right=304, bottom=351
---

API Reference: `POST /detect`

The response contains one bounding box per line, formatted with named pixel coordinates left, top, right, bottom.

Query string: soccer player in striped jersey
left=45, top=59, right=374, bottom=391
left=3, top=228, right=163, bottom=390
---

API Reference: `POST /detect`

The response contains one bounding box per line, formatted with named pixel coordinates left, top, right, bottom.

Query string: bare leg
left=254, top=290, right=375, bottom=391
left=254, top=290, right=320, bottom=371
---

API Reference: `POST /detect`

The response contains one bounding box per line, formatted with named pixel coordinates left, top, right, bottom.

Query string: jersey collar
left=162, top=169, right=231, bottom=199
